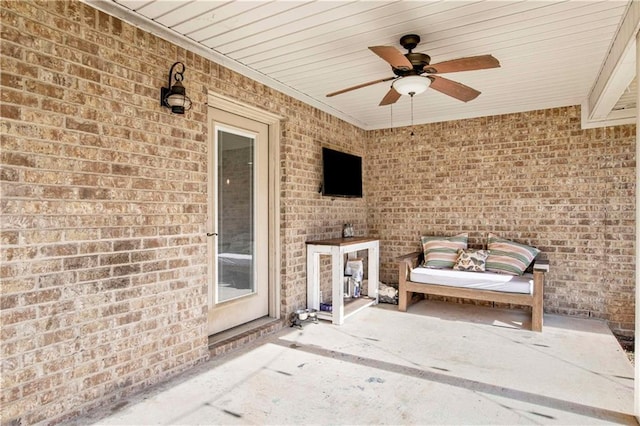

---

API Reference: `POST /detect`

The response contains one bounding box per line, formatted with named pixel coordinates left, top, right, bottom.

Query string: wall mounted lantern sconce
left=160, top=62, right=192, bottom=114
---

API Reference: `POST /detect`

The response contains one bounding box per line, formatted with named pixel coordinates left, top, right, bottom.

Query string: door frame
left=207, top=91, right=283, bottom=327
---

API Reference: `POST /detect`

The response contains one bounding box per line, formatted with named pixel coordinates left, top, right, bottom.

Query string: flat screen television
left=322, top=147, right=363, bottom=198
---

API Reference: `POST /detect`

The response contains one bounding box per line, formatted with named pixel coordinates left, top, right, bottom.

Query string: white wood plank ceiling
left=88, top=0, right=632, bottom=130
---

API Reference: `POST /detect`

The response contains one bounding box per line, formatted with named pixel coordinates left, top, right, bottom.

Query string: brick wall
left=280, top=112, right=368, bottom=312
left=0, top=1, right=366, bottom=423
left=0, top=1, right=635, bottom=424
left=365, top=108, right=636, bottom=337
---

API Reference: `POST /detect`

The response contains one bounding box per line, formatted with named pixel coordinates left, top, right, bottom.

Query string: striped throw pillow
left=486, top=233, right=540, bottom=275
left=421, top=233, right=468, bottom=269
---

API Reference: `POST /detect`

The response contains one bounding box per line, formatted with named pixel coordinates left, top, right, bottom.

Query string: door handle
left=206, top=232, right=218, bottom=237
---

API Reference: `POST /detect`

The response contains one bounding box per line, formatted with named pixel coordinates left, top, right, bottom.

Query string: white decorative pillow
left=453, top=249, right=489, bottom=272
left=420, top=233, right=468, bottom=269
left=486, top=233, right=540, bottom=275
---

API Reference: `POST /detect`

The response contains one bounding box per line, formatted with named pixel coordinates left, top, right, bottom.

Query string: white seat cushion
left=410, top=267, right=532, bottom=294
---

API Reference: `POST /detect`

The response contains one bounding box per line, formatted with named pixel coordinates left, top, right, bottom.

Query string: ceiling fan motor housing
left=392, top=34, right=432, bottom=76
left=393, top=52, right=431, bottom=76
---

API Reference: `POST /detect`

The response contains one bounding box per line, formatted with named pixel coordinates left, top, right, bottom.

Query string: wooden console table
left=306, top=237, right=379, bottom=325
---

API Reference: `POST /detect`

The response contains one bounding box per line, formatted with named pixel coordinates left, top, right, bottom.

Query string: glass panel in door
left=217, top=130, right=254, bottom=302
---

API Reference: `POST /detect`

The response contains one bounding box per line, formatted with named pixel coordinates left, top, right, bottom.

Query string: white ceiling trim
left=82, top=0, right=369, bottom=129
left=583, top=0, right=639, bottom=128
left=84, top=0, right=631, bottom=131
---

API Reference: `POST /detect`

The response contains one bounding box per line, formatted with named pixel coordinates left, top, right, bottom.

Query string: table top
left=306, top=236, right=378, bottom=247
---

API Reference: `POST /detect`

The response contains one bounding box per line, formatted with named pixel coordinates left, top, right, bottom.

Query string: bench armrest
left=397, top=251, right=421, bottom=285
left=533, top=259, right=549, bottom=272
left=397, top=251, right=421, bottom=268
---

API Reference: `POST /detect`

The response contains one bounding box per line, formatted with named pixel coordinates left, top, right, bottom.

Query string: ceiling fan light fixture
left=392, top=75, right=430, bottom=96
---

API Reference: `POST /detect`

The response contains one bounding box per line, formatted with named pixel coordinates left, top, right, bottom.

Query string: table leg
left=306, top=247, right=320, bottom=311
left=368, top=242, right=379, bottom=302
left=332, top=246, right=344, bottom=325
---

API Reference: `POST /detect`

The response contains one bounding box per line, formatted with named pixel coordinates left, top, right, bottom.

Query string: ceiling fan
left=326, top=34, right=500, bottom=106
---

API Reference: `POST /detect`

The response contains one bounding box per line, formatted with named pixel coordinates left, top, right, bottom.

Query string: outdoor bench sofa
left=396, top=233, right=548, bottom=332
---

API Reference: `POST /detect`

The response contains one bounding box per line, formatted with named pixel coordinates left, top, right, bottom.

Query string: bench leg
left=399, top=289, right=409, bottom=311
left=531, top=270, right=544, bottom=332
left=531, top=306, right=542, bottom=332
left=398, top=259, right=412, bottom=312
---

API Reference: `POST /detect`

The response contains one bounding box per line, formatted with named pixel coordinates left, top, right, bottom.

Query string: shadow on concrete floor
left=73, top=300, right=637, bottom=425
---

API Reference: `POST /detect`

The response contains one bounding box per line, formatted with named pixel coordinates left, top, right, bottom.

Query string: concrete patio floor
left=73, top=300, right=636, bottom=425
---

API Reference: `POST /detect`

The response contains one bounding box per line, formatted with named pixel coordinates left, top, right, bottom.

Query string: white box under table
left=306, top=237, right=379, bottom=325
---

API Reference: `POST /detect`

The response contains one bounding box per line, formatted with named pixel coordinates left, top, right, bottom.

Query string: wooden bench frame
left=397, top=252, right=546, bottom=332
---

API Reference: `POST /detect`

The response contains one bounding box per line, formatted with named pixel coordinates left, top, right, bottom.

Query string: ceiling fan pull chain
left=410, top=94, right=415, bottom=136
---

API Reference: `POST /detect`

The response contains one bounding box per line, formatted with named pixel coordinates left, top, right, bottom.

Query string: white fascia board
left=581, top=100, right=636, bottom=129
left=584, top=0, right=640, bottom=127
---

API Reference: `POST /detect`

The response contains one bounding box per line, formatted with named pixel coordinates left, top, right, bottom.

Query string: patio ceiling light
left=392, top=75, right=431, bottom=96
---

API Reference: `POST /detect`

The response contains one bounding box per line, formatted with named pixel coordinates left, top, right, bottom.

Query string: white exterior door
left=208, top=107, right=269, bottom=335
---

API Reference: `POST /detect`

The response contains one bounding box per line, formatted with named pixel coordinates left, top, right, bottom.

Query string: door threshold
left=208, top=317, right=283, bottom=357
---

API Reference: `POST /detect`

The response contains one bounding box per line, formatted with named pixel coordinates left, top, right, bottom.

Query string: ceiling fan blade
left=425, top=55, right=500, bottom=74
left=326, top=77, right=395, bottom=97
left=428, top=76, right=481, bottom=102
left=379, top=87, right=401, bottom=106
left=369, top=46, right=412, bottom=70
